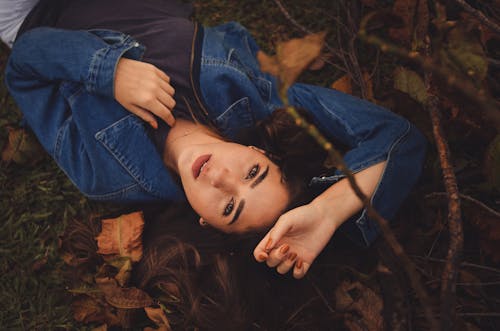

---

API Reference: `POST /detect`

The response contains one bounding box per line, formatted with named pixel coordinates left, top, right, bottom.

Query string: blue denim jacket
left=5, top=23, right=426, bottom=246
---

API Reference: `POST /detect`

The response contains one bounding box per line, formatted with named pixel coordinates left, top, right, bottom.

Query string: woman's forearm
left=310, top=161, right=387, bottom=230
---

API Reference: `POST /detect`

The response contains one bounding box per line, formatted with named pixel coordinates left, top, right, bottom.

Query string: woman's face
left=176, top=141, right=290, bottom=233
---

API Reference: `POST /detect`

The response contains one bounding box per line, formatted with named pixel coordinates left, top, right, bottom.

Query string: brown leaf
left=389, top=0, right=429, bottom=46
left=96, top=277, right=153, bottom=309
left=115, top=258, right=132, bottom=287
left=96, top=211, right=144, bottom=262
left=72, top=296, right=105, bottom=324
left=145, top=306, right=172, bottom=331
left=335, top=281, right=384, bottom=331
left=1, top=127, right=45, bottom=165
left=331, top=75, right=352, bottom=94
left=393, top=67, right=428, bottom=104
left=258, top=32, right=326, bottom=93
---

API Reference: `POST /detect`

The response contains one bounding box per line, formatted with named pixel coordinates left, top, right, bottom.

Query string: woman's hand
left=253, top=201, right=339, bottom=279
left=114, top=58, right=176, bottom=128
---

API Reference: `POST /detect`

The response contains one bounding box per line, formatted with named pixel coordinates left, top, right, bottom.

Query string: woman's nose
left=210, top=167, right=233, bottom=191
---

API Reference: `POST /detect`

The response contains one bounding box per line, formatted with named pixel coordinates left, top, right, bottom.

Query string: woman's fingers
left=128, top=104, right=158, bottom=129
left=276, top=252, right=297, bottom=274
left=265, top=244, right=289, bottom=268
left=114, top=58, right=177, bottom=127
left=293, top=260, right=310, bottom=279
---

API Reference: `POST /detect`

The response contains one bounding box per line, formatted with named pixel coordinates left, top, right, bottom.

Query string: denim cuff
left=86, top=35, right=145, bottom=99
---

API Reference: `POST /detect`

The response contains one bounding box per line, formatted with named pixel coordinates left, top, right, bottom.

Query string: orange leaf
left=96, top=277, right=153, bottom=309
left=96, top=211, right=144, bottom=262
left=259, top=32, right=326, bottom=92
left=331, top=75, right=352, bottom=94
left=145, top=306, right=172, bottom=331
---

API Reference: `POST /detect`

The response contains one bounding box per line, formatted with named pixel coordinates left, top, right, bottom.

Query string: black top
left=18, top=0, right=203, bottom=152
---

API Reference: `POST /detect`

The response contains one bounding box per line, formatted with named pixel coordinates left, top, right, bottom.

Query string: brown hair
left=63, top=108, right=341, bottom=330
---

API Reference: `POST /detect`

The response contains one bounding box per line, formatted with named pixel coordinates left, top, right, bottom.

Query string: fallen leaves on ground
left=145, top=306, right=172, bottom=331
left=1, top=127, right=45, bottom=165
left=96, top=211, right=144, bottom=262
left=335, top=280, right=384, bottom=331
left=258, top=31, right=326, bottom=93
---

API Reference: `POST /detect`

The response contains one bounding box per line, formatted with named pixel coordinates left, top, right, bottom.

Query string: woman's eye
left=223, top=198, right=235, bottom=216
left=245, top=164, right=260, bottom=180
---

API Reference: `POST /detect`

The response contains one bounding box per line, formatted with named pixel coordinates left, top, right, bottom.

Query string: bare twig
left=358, top=13, right=500, bottom=129
left=454, top=0, right=500, bottom=35
left=424, top=38, right=464, bottom=329
left=281, top=101, right=439, bottom=331
left=272, top=0, right=346, bottom=74
left=425, top=192, right=500, bottom=218
left=412, top=255, right=500, bottom=275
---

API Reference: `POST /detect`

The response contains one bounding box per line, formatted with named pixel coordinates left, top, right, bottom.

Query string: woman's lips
left=192, top=154, right=211, bottom=179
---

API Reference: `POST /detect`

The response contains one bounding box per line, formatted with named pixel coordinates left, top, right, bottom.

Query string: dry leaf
left=115, top=258, right=132, bottom=287
left=96, top=211, right=144, bottom=262
left=96, top=277, right=153, bottom=309
left=335, top=280, right=384, bottom=331
left=331, top=75, right=352, bottom=94
left=72, top=296, right=106, bottom=324
left=145, top=306, right=172, bottom=331
left=1, top=127, right=45, bottom=165
left=440, top=26, right=488, bottom=82
left=258, top=31, right=326, bottom=92
left=393, top=67, right=428, bottom=104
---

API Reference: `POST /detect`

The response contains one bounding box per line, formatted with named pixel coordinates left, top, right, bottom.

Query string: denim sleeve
left=6, top=27, right=144, bottom=99
left=288, top=83, right=427, bottom=247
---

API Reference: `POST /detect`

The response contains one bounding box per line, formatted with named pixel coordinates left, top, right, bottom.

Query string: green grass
left=0, top=2, right=346, bottom=329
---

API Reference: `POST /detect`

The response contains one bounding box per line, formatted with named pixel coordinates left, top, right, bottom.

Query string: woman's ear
left=248, top=145, right=266, bottom=154
left=199, top=217, right=208, bottom=226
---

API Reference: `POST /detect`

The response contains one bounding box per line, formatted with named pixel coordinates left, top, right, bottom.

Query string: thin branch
left=412, top=255, right=500, bottom=275
left=281, top=102, right=439, bottom=331
left=454, top=0, right=500, bottom=35
left=424, top=43, right=464, bottom=330
left=425, top=192, right=500, bottom=218
left=358, top=13, right=500, bottom=129
left=272, top=0, right=346, bottom=74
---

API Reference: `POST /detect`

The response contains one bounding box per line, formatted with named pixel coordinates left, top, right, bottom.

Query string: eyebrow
left=228, top=165, right=270, bottom=225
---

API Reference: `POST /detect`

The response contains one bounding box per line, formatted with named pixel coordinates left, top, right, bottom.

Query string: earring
left=199, top=217, right=208, bottom=226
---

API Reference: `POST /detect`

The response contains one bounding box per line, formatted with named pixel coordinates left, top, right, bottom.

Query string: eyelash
left=223, top=164, right=260, bottom=216
left=223, top=197, right=234, bottom=216
left=245, top=164, right=260, bottom=180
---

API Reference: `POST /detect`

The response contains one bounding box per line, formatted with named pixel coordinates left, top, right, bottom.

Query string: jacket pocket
left=214, top=97, right=254, bottom=139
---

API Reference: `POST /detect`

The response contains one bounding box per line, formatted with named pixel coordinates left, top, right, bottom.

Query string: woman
left=5, top=0, right=426, bottom=278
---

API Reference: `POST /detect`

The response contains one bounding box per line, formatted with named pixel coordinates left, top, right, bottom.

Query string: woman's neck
left=163, top=119, right=221, bottom=172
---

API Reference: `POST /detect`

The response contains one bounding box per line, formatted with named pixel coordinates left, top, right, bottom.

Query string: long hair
left=63, top=108, right=341, bottom=330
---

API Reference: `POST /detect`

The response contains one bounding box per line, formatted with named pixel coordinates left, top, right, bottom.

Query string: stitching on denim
left=53, top=154, right=140, bottom=200
left=202, top=56, right=255, bottom=79
left=317, top=97, right=356, bottom=139
left=352, top=120, right=411, bottom=245
left=215, top=97, right=249, bottom=121
left=95, top=115, right=163, bottom=196
left=54, top=115, right=72, bottom=161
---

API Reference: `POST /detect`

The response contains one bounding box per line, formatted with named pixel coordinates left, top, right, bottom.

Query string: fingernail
left=296, top=260, right=303, bottom=269
left=288, top=253, right=297, bottom=262
left=280, top=245, right=289, bottom=255
left=151, top=121, right=158, bottom=129
left=265, top=238, right=273, bottom=252
left=257, top=253, right=267, bottom=262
